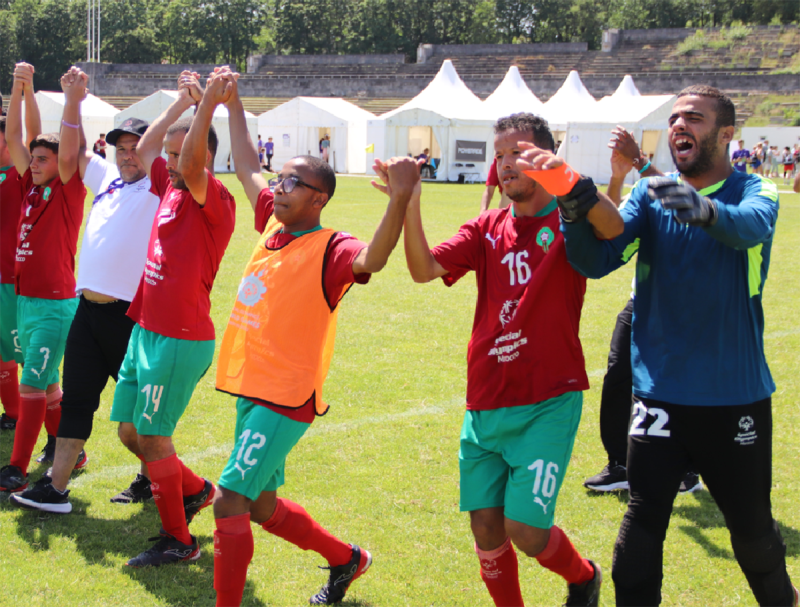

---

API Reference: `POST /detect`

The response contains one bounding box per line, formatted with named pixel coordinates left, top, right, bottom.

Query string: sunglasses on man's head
left=268, top=175, right=323, bottom=194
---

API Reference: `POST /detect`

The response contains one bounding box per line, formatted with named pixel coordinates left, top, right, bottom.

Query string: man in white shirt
left=12, top=69, right=162, bottom=513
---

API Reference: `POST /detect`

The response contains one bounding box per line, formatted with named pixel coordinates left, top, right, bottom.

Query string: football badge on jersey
left=0, top=173, right=6, bottom=184
left=238, top=270, right=267, bottom=307
left=43, top=187, right=52, bottom=201
left=536, top=227, right=554, bottom=253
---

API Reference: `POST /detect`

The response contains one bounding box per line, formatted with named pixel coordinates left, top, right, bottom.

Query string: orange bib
left=216, top=215, right=348, bottom=415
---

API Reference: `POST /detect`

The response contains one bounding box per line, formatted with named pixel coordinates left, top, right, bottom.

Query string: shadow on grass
left=583, top=489, right=631, bottom=504
left=3, top=493, right=266, bottom=607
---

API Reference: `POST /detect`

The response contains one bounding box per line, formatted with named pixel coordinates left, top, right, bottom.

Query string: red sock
left=535, top=526, right=594, bottom=585
left=147, top=454, right=192, bottom=545
left=261, top=498, right=352, bottom=566
left=476, top=537, right=524, bottom=607
left=10, top=393, right=47, bottom=474
left=0, top=361, right=20, bottom=420
left=44, top=388, right=63, bottom=436
left=214, top=513, right=254, bottom=607
left=178, top=457, right=206, bottom=496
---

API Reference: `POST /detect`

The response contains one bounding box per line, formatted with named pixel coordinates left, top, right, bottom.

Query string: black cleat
left=36, top=435, right=57, bottom=464
left=309, top=544, right=372, bottom=605
left=679, top=471, right=703, bottom=493
left=583, top=463, right=629, bottom=492
left=0, top=464, right=29, bottom=492
left=184, top=478, right=215, bottom=524
left=111, top=473, right=153, bottom=504
left=125, top=532, right=200, bottom=568
left=0, top=413, right=17, bottom=431
left=11, top=476, right=72, bottom=513
left=564, top=559, right=602, bottom=606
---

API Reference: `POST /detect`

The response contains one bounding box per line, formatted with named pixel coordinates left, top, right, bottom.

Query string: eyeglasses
left=268, top=175, right=323, bottom=194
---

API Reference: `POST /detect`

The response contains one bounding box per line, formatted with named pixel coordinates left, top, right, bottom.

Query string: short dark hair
left=494, top=113, right=555, bottom=152
left=166, top=117, right=219, bottom=160
left=677, top=85, right=735, bottom=128
left=0, top=116, right=6, bottom=134
left=29, top=132, right=60, bottom=154
left=296, top=155, right=336, bottom=199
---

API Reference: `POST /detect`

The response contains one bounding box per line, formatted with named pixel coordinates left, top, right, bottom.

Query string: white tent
left=482, top=66, right=544, bottom=119
left=541, top=71, right=597, bottom=133
left=114, top=90, right=258, bottom=173
left=32, top=91, right=118, bottom=163
left=559, top=75, right=676, bottom=184
left=258, top=97, right=374, bottom=174
left=367, top=60, right=494, bottom=182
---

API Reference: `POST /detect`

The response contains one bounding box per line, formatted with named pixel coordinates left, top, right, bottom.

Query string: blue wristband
left=638, top=160, right=652, bottom=174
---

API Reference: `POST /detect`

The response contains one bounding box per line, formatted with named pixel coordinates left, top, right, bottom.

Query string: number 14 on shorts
left=528, top=459, right=558, bottom=514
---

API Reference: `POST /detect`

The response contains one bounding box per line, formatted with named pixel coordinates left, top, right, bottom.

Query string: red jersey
left=486, top=158, right=504, bottom=193
left=249, top=189, right=369, bottom=423
left=432, top=201, right=589, bottom=410
left=127, top=158, right=236, bottom=341
left=1, top=166, right=25, bottom=285
left=15, top=169, right=86, bottom=299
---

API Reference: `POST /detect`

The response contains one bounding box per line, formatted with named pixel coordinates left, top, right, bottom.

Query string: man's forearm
left=6, top=89, right=30, bottom=174
left=23, top=89, right=41, bottom=146
left=606, top=175, right=625, bottom=206
left=138, top=97, right=194, bottom=169
left=179, top=96, right=215, bottom=179
left=59, top=95, right=81, bottom=182
left=359, top=190, right=410, bottom=274
left=403, top=198, right=439, bottom=283
left=587, top=191, right=624, bottom=239
left=227, top=96, right=259, bottom=179
left=480, top=186, right=495, bottom=212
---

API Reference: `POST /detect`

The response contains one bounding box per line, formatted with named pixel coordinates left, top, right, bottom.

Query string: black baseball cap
left=106, top=117, right=149, bottom=145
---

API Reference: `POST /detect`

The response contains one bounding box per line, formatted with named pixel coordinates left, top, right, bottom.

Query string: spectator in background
left=416, top=147, right=433, bottom=177
left=750, top=142, right=763, bottom=176
left=731, top=139, right=749, bottom=172
left=782, top=146, right=794, bottom=185
left=257, top=134, right=264, bottom=169
left=321, top=133, right=330, bottom=164
left=265, top=136, right=274, bottom=172
left=479, top=157, right=510, bottom=212
left=93, top=133, right=107, bottom=159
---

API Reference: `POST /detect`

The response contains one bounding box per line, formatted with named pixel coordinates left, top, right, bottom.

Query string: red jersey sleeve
left=323, top=232, right=369, bottom=307
left=431, top=218, right=483, bottom=286
left=486, top=158, right=503, bottom=193
left=254, top=188, right=275, bottom=233
left=201, top=173, right=234, bottom=225
left=149, top=157, right=170, bottom=199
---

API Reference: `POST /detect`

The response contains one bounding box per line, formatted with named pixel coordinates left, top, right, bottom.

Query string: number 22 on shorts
left=234, top=429, right=266, bottom=480
left=629, top=401, right=671, bottom=437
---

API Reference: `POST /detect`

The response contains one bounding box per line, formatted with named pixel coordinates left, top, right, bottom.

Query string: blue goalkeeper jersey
left=561, top=171, right=779, bottom=406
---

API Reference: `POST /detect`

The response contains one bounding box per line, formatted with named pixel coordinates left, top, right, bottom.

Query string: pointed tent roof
left=541, top=71, right=597, bottom=127
left=36, top=91, right=119, bottom=117
left=611, top=74, right=641, bottom=99
left=260, top=97, right=374, bottom=126
left=482, top=66, right=544, bottom=119
left=381, top=59, right=486, bottom=122
left=589, top=75, right=675, bottom=124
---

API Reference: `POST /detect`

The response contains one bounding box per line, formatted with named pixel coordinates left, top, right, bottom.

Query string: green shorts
left=459, top=391, right=583, bottom=529
left=218, top=398, right=310, bottom=501
left=0, top=284, right=22, bottom=363
left=110, top=325, right=214, bottom=436
left=17, top=295, right=78, bottom=389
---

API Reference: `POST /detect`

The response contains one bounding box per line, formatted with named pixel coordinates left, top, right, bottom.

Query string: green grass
left=1, top=175, right=798, bottom=606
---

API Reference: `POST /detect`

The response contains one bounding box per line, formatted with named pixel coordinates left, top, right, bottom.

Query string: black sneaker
left=184, top=478, right=215, bottom=524
left=564, top=559, right=602, bottom=607
left=309, top=544, right=372, bottom=605
left=0, top=413, right=16, bottom=430
left=111, top=473, right=153, bottom=504
left=36, top=435, right=57, bottom=464
left=679, top=471, right=703, bottom=493
left=0, top=464, right=29, bottom=492
left=10, top=476, right=72, bottom=513
left=583, top=463, right=629, bottom=491
left=125, top=532, right=201, bottom=568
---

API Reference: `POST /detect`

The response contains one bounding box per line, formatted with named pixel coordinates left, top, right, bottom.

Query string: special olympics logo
left=739, top=416, right=754, bottom=431
left=499, top=299, right=519, bottom=327
left=237, top=271, right=267, bottom=307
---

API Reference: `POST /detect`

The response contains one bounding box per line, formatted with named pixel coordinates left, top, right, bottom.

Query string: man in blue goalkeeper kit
left=557, top=85, right=797, bottom=607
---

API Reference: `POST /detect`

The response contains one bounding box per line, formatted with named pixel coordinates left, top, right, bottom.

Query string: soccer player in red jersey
left=110, top=71, right=236, bottom=567
left=209, top=68, right=419, bottom=607
left=0, top=62, right=86, bottom=493
left=400, top=113, right=622, bottom=607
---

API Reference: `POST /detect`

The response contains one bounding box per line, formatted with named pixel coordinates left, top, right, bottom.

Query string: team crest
left=43, top=187, right=52, bottom=201
left=123, top=119, right=133, bottom=127
left=238, top=271, right=267, bottom=307
left=536, top=227, right=554, bottom=253
left=738, top=416, right=754, bottom=431
left=0, top=173, right=6, bottom=184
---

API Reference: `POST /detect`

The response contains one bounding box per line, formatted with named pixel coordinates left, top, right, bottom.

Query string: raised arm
left=136, top=71, right=196, bottom=180
left=6, top=63, right=37, bottom=175
left=479, top=185, right=496, bottom=213
left=22, top=68, right=41, bottom=148
left=607, top=127, right=662, bottom=205
left=352, top=156, right=420, bottom=275
left=58, top=66, right=87, bottom=184
left=222, top=69, right=266, bottom=211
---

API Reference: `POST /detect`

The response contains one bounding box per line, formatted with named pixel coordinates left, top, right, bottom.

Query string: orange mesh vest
left=215, top=215, right=350, bottom=415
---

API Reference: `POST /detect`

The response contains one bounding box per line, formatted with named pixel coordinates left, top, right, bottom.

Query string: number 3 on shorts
left=630, top=401, right=671, bottom=437
left=233, top=429, right=266, bottom=479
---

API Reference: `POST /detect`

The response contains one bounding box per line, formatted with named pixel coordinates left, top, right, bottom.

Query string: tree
left=0, top=9, right=18, bottom=94
left=98, top=0, right=166, bottom=64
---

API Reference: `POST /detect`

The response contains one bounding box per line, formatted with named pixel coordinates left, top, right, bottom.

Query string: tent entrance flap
left=408, top=126, right=442, bottom=159
left=641, top=130, right=661, bottom=158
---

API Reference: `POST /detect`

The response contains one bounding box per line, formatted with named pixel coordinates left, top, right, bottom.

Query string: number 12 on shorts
left=629, top=401, right=671, bottom=437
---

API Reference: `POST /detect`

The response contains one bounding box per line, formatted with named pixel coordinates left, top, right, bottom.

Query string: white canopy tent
left=367, top=60, right=494, bottom=182
left=559, top=75, right=676, bottom=184
left=31, top=91, right=119, bottom=163
left=258, top=97, right=374, bottom=174
left=482, top=66, right=544, bottom=119
left=541, top=70, right=598, bottom=137
left=114, top=90, right=258, bottom=173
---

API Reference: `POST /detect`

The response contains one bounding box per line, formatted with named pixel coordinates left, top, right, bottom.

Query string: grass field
left=1, top=174, right=798, bottom=607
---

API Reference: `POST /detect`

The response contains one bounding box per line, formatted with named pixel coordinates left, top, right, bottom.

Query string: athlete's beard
left=671, top=126, right=720, bottom=178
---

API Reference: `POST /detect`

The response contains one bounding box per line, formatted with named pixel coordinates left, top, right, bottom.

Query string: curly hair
left=494, top=113, right=555, bottom=152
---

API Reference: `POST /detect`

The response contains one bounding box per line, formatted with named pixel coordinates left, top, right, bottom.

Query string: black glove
left=557, top=176, right=599, bottom=223
left=647, top=177, right=718, bottom=227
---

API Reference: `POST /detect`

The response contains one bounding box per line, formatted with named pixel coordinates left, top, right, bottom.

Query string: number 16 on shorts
left=528, top=459, right=558, bottom=515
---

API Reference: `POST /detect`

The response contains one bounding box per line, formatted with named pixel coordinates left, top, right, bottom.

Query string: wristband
left=638, top=159, right=652, bottom=174
left=522, top=162, right=579, bottom=196
left=61, top=119, right=80, bottom=129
